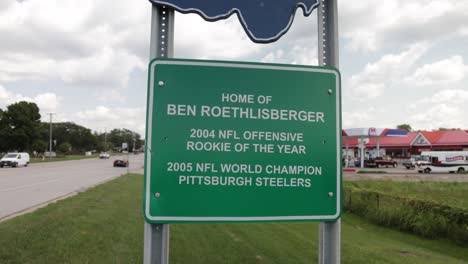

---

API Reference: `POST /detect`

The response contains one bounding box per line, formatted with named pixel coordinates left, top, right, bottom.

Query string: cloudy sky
left=1, top=0, right=467, bottom=136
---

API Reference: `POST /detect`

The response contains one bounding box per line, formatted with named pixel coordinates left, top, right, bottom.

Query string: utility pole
left=127, top=134, right=131, bottom=175
left=47, top=113, right=56, bottom=158
left=104, top=127, right=108, bottom=151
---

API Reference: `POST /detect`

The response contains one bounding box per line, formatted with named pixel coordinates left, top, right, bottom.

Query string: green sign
left=144, top=59, right=341, bottom=223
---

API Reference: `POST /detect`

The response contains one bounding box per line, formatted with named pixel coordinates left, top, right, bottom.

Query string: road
left=0, top=154, right=144, bottom=221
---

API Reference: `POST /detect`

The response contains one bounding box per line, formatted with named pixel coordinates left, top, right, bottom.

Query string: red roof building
left=342, top=130, right=468, bottom=158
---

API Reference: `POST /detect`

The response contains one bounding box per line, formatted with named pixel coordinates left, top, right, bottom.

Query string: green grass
left=30, top=154, right=101, bottom=163
left=0, top=174, right=467, bottom=263
left=345, top=180, right=468, bottom=209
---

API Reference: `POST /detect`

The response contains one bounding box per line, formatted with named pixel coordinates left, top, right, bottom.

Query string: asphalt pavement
left=0, top=154, right=144, bottom=221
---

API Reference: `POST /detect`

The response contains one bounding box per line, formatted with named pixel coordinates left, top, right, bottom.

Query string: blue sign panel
left=149, top=0, right=319, bottom=43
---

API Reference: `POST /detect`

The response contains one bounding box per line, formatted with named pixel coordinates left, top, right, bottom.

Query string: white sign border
left=144, top=59, right=341, bottom=222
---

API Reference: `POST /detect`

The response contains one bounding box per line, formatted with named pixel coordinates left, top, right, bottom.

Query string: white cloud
left=0, top=0, right=147, bottom=88
left=97, top=89, right=126, bottom=103
left=0, top=85, right=15, bottom=104
left=404, top=56, right=468, bottom=86
left=412, top=89, right=468, bottom=106
left=460, top=27, right=468, bottom=36
left=348, top=44, right=428, bottom=99
left=0, top=0, right=14, bottom=13
left=261, top=45, right=317, bottom=65
left=342, top=111, right=372, bottom=128
left=290, top=45, right=318, bottom=65
left=339, top=0, right=468, bottom=51
left=0, top=85, right=61, bottom=114
left=342, top=107, right=396, bottom=129
left=0, top=48, right=144, bottom=89
left=409, top=89, right=468, bottom=129
left=59, top=48, right=144, bottom=87
left=352, top=83, right=385, bottom=99
left=0, top=0, right=467, bottom=134
left=262, top=50, right=285, bottom=63
left=74, top=106, right=146, bottom=135
left=34, top=93, right=61, bottom=113
left=175, top=14, right=261, bottom=60
left=410, top=104, right=465, bottom=130
left=430, top=89, right=468, bottom=104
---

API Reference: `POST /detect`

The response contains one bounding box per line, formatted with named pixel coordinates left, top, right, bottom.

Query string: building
left=342, top=129, right=468, bottom=158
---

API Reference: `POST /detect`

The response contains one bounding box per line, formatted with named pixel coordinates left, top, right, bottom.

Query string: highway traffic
left=0, top=154, right=144, bottom=221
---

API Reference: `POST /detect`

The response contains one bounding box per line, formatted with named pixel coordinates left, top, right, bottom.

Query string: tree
left=32, top=140, right=47, bottom=153
left=94, top=131, right=114, bottom=152
left=39, top=122, right=99, bottom=153
left=396, top=124, right=412, bottom=132
left=58, top=142, right=72, bottom=154
left=107, top=128, right=143, bottom=152
left=0, top=108, right=7, bottom=151
left=436, top=127, right=460, bottom=131
left=0, top=101, right=41, bottom=152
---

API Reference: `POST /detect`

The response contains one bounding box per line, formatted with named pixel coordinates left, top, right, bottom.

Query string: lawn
left=30, top=154, right=101, bottom=163
left=0, top=174, right=466, bottom=263
left=345, top=180, right=468, bottom=209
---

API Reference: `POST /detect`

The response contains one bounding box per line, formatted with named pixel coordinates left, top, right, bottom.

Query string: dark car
left=113, top=159, right=129, bottom=167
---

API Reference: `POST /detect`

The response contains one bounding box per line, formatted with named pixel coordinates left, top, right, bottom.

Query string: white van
left=0, top=153, right=30, bottom=168
left=417, top=151, right=468, bottom=173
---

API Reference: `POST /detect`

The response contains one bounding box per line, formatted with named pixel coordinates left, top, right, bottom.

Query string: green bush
left=32, top=139, right=47, bottom=153
left=58, top=142, right=72, bottom=154
left=344, top=186, right=468, bottom=245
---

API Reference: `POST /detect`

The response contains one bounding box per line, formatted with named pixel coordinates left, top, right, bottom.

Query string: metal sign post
left=144, top=4, right=174, bottom=264
left=318, top=0, right=341, bottom=263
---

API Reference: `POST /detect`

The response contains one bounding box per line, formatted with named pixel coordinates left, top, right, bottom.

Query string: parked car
left=354, top=160, right=360, bottom=167
left=99, top=152, right=110, bottom=159
left=356, top=159, right=380, bottom=168
left=0, top=152, right=30, bottom=168
left=354, top=157, right=397, bottom=168
left=364, top=157, right=398, bottom=168
left=113, top=159, right=129, bottom=167
left=402, top=155, right=423, bottom=169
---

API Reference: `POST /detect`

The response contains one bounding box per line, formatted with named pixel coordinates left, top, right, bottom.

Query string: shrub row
left=343, top=186, right=468, bottom=245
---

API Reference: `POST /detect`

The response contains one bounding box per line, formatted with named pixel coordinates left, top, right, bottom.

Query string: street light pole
left=47, top=113, right=56, bottom=158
